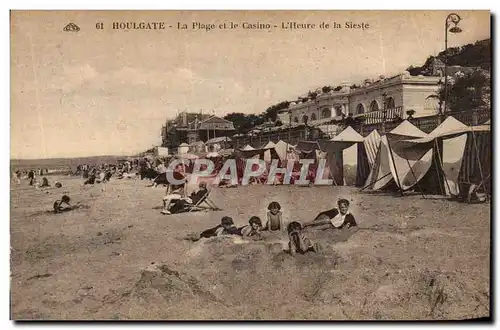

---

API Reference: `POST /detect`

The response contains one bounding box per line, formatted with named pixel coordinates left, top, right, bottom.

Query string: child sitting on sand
left=53, top=195, right=72, bottom=213
left=239, top=216, right=263, bottom=237
left=306, top=198, right=357, bottom=230
left=287, top=221, right=320, bottom=255
left=263, top=201, right=285, bottom=232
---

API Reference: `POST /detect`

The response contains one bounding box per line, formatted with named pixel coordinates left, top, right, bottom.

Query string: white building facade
left=278, top=72, right=441, bottom=125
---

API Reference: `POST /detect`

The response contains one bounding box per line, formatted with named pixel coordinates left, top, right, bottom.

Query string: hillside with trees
left=407, top=38, right=490, bottom=76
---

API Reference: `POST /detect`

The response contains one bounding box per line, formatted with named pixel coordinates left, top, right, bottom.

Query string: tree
left=223, top=112, right=254, bottom=133
left=322, top=86, right=333, bottom=93
left=263, top=101, right=290, bottom=122
left=445, top=70, right=490, bottom=112
left=307, top=91, right=318, bottom=100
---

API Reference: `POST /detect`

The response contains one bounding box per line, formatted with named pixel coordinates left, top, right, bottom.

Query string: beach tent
left=262, top=141, right=276, bottom=149
left=274, top=140, right=295, bottom=161
left=189, top=141, right=206, bottom=153
left=324, top=126, right=365, bottom=186
left=356, top=129, right=381, bottom=186
left=178, top=143, right=190, bottom=155
left=295, top=141, right=323, bottom=160
left=363, top=120, right=433, bottom=193
left=242, top=145, right=255, bottom=151
left=399, top=116, right=490, bottom=196
left=206, top=136, right=232, bottom=152
left=261, top=141, right=277, bottom=162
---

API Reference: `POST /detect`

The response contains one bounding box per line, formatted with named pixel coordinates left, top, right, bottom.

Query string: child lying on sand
left=239, top=216, right=263, bottom=237
left=185, top=216, right=240, bottom=242
left=305, top=198, right=357, bottom=230
left=53, top=195, right=73, bottom=213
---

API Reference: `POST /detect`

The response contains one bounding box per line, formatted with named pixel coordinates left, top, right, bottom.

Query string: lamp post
left=444, top=13, right=462, bottom=117
left=288, top=109, right=292, bottom=151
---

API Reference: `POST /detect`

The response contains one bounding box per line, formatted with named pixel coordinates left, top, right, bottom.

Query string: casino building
left=277, top=71, right=441, bottom=126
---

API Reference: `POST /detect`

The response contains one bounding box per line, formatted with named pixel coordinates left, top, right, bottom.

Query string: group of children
left=188, top=198, right=357, bottom=255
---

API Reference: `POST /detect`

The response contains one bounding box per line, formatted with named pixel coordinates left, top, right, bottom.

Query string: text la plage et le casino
left=95, top=21, right=371, bottom=31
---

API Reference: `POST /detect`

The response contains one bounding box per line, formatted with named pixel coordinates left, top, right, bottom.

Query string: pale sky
left=10, top=10, right=490, bottom=159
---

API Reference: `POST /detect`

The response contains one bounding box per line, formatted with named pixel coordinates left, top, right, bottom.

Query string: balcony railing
left=354, top=106, right=403, bottom=125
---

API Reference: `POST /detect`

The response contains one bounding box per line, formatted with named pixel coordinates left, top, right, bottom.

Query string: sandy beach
left=9, top=175, right=490, bottom=320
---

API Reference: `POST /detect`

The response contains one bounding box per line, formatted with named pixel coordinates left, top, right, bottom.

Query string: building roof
left=198, top=115, right=235, bottom=131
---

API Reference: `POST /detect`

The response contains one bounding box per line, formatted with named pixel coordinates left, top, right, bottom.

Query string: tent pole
left=386, top=137, right=404, bottom=197
left=470, top=130, right=486, bottom=189
left=432, top=141, right=444, bottom=196
left=434, top=138, right=452, bottom=196
left=403, top=151, right=426, bottom=199
left=360, top=172, right=391, bottom=192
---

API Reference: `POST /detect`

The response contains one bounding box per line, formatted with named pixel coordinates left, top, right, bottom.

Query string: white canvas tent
left=363, top=120, right=433, bottom=193
left=262, top=141, right=276, bottom=149
left=356, top=129, right=381, bottom=186
left=242, top=145, right=255, bottom=151
left=325, top=126, right=365, bottom=186
left=399, top=116, right=491, bottom=197
left=262, top=141, right=276, bottom=162
left=274, top=140, right=296, bottom=161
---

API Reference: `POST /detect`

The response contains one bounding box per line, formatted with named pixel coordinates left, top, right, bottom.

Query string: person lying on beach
left=286, top=221, right=321, bottom=256
left=53, top=195, right=73, bottom=213
left=239, top=216, right=263, bottom=237
left=166, top=182, right=209, bottom=214
left=218, top=179, right=237, bottom=188
left=262, top=201, right=286, bottom=232
left=185, top=216, right=240, bottom=241
left=305, top=198, right=357, bottom=230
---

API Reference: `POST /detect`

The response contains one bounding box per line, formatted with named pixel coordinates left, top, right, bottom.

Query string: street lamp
left=288, top=109, right=292, bottom=151
left=444, top=13, right=462, bottom=116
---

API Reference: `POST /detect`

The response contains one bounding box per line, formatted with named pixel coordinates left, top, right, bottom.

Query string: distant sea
left=10, top=155, right=131, bottom=171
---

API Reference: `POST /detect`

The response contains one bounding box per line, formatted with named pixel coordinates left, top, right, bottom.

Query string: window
left=386, top=97, right=395, bottom=109
left=294, top=117, right=299, bottom=123
left=356, top=104, right=365, bottom=114
left=302, top=115, right=309, bottom=123
left=311, top=113, right=317, bottom=121
left=334, top=106, right=343, bottom=117
left=370, top=100, right=379, bottom=112
left=320, top=107, right=331, bottom=118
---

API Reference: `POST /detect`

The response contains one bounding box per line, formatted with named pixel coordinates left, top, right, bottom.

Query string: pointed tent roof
left=429, top=116, right=468, bottom=138
left=389, top=120, right=428, bottom=138
left=331, top=126, right=364, bottom=143
left=263, top=141, right=276, bottom=149
left=366, top=129, right=381, bottom=140
left=242, top=145, right=255, bottom=151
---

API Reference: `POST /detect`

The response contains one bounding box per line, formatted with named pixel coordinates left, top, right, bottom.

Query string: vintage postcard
left=10, top=10, right=491, bottom=320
